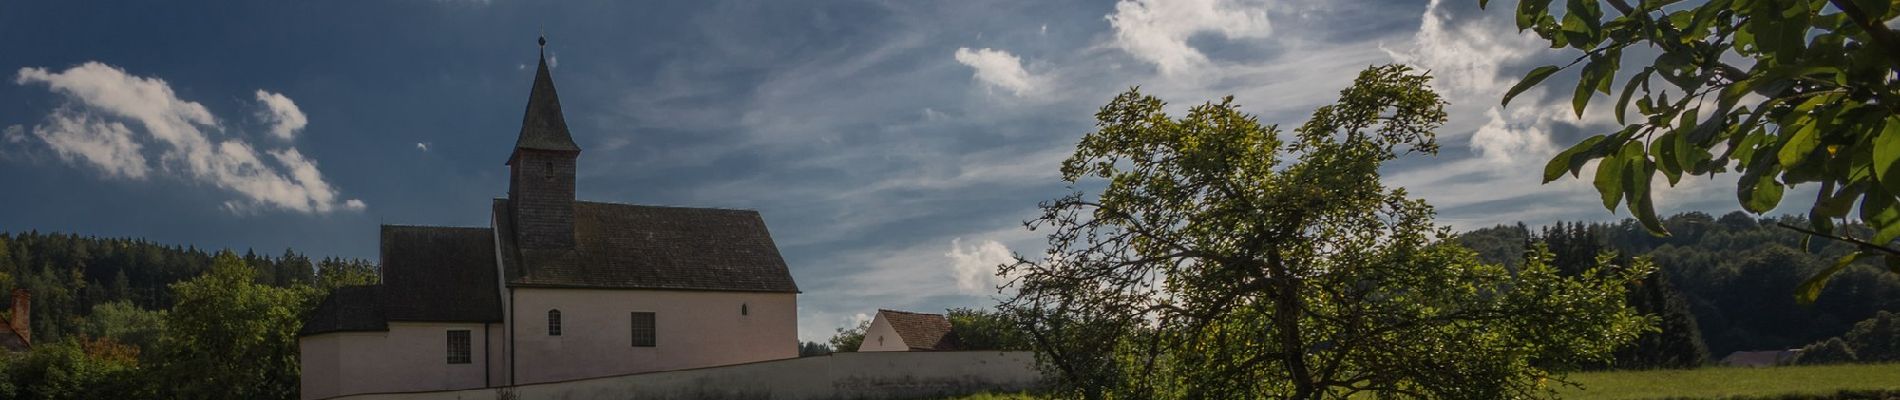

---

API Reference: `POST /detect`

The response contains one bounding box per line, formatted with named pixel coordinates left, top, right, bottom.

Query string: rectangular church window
left=631, top=312, right=656, bottom=347
left=447, top=330, right=472, bottom=364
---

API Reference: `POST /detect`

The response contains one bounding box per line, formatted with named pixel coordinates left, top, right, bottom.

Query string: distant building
left=858, top=309, right=959, bottom=352
left=297, top=38, right=801, bottom=400
left=1720, top=349, right=1802, bottom=367
left=0, top=289, right=29, bottom=352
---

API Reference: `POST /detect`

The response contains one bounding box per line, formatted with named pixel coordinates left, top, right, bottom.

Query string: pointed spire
left=509, top=33, right=580, bottom=163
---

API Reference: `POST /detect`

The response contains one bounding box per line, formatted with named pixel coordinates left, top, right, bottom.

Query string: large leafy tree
left=1482, top=0, right=1900, bottom=300
left=1002, top=65, right=1653, bottom=399
left=154, top=251, right=313, bottom=400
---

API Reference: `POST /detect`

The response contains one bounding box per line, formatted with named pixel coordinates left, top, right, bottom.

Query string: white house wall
left=856, top=313, right=909, bottom=352
left=509, top=288, right=797, bottom=384
left=299, top=322, right=491, bottom=400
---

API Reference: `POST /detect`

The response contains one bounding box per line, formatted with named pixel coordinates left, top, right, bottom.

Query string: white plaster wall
left=328, top=351, right=1043, bottom=400
left=857, top=313, right=910, bottom=352
left=299, top=322, right=491, bottom=400
left=509, top=288, right=797, bottom=384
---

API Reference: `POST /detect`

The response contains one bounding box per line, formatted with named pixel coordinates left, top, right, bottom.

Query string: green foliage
left=1482, top=0, right=1900, bottom=300
left=1003, top=65, right=1651, bottom=399
left=1798, top=310, right=1900, bottom=364
left=828, top=318, right=870, bottom=353
left=1840, top=310, right=1900, bottom=362
left=798, top=341, right=833, bottom=357
left=80, top=301, right=165, bottom=364
left=0, top=231, right=368, bottom=344
left=154, top=251, right=314, bottom=400
left=1490, top=222, right=1711, bottom=369
left=0, top=338, right=146, bottom=399
left=0, top=232, right=370, bottom=399
left=1795, top=337, right=1860, bottom=365
left=946, top=307, right=1033, bottom=351
left=315, top=257, right=379, bottom=292
left=1458, top=212, right=1900, bottom=358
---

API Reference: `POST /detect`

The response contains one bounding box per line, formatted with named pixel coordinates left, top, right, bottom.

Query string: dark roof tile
left=495, top=200, right=799, bottom=292
left=879, top=309, right=958, bottom=351
left=300, top=285, right=388, bottom=336
left=510, top=54, right=580, bottom=156
left=380, top=226, right=503, bottom=322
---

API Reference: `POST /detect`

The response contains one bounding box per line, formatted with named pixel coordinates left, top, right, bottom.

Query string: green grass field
left=1557, top=364, right=1900, bottom=400
left=949, top=363, right=1900, bottom=400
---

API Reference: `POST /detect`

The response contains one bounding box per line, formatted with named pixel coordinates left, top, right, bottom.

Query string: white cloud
left=953, top=47, right=1038, bottom=97
left=1468, top=104, right=1560, bottom=165
left=253, top=90, right=308, bottom=140
left=1381, top=0, right=1540, bottom=99
left=4, top=125, right=26, bottom=144
left=1106, top=0, right=1272, bottom=75
left=31, top=109, right=149, bottom=179
left=15, top=62, right=364, bottom=214
left=945, top=237, right=1016, bottom=295
left=416, top=142, right=430, bottom=152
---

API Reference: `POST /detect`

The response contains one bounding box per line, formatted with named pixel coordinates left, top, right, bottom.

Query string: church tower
left=508, top=35, right=581, bottom=250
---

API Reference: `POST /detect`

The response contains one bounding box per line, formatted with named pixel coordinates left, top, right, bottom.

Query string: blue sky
left=0, top=0, right=1805, bottom=342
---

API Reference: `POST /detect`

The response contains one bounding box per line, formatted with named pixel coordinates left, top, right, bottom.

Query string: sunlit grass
left=941, top=363, right=1900, bottom=399
left=1557, top=363, right=1900, bottom=400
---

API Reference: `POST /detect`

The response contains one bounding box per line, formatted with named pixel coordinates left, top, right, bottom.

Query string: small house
left=858, top=309, right=958, bottom=352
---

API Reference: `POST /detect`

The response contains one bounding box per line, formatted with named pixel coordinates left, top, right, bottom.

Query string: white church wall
left=324, top=351, right=1043, bottom=400
left=856, top=313, right=910, bottom=352
left=508, top=288, right=798, bottom=384
left=299, top=322, right=491, bottom=400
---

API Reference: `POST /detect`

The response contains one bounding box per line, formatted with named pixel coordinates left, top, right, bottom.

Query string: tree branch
left=1830, top=0, right=1900, bottom=71
left=1776, top=222, right=1900, bottom=257
left=1604, top=0, right=1636, bottom=16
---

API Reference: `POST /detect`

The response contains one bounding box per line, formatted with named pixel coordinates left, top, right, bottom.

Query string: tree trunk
left=1269, top=250, right=1317, bottom=400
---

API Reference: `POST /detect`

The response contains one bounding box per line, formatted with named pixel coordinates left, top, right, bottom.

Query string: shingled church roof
left=300, top=226, right=503, bottom=336
left=509, top=41, right=581, bottom=158
left=300, top=285, right=387, bottom=336
left=379, top=226, right=503, bottom=322
left=494, top=199, right=800, bottom=293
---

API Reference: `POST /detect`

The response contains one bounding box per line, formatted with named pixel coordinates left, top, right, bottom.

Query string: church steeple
left=507, top=34, right=579, bottom=250
left=509, top=34, right=581, bottom=164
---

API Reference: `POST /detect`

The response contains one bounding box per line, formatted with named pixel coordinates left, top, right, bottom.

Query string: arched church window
left=548, top=309, right=562, bottom=336
left=741, top=303, right=749, bottom=316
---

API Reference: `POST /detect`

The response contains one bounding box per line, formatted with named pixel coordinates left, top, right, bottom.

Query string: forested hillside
left=0, top=231, right=376, bottom=343
left=1457, top=212, right=1900, bottom=361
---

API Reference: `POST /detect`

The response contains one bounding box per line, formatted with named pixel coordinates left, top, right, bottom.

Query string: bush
left=1796, top=311, right=1900, bottom=365
left=1795, top=338, right=1858, bottom=365
left=0, top=338, right=147, bottom=399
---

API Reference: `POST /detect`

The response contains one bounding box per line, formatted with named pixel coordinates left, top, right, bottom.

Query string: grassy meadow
left=1556, top=364, right=1900, bottom=400
left=949, top=363, right=1900, bottom=400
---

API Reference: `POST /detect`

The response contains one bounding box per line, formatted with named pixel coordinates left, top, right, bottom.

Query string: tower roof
left=510, top=36, right=581, bottom=162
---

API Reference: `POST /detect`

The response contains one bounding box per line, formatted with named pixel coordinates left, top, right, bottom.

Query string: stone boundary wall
left=323, top=351, right=1043, bottom=400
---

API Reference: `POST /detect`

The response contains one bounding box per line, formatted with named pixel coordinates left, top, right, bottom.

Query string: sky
left=0, top=0, right=1812, bottom=342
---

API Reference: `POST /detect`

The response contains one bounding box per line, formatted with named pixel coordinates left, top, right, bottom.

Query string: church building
left=298, top=38, right=801, bottom=400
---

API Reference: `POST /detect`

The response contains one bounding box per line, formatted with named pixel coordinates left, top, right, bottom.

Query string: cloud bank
left=14, top=62, right=364, bottom=214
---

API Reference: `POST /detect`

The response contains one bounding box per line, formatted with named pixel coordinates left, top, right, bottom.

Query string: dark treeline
left=0, top=231, right=375, bottom=346
left=1458, top=211, right=1900, bottom=366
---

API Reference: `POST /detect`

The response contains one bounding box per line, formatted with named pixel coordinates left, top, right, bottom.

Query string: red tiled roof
left=878, top=309, right=958, bottom=351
